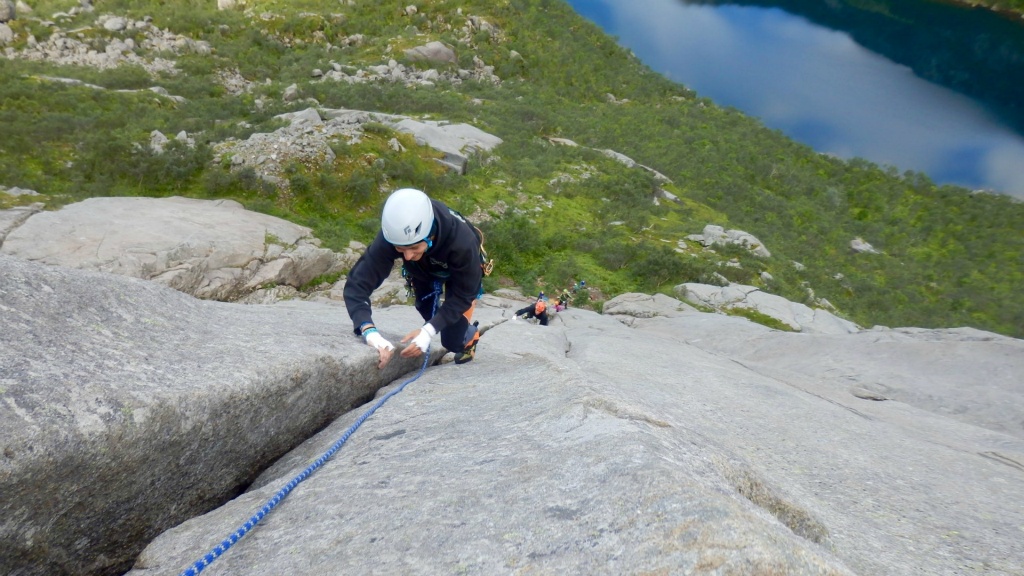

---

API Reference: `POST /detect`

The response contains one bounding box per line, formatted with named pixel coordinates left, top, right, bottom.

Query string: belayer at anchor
left=344, top=188, right=493, bottom=368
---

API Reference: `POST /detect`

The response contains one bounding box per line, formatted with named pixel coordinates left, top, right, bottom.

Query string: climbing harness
left=178, top=344, right=436, bottom=575
left=473, top=225, right=494, bottom=277
left=452, top=206, right=495, bottom=278
left=400, top=210, right=492, bottom=301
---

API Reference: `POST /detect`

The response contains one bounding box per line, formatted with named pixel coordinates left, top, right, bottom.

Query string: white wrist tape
left=411, top=323, right=436, bottom=352
left=365, top=330, right=394, bottom=351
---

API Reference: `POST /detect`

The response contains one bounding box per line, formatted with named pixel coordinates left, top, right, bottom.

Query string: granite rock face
left=0, top=254, right=442, bottom=575
left=129, top=298, right=1024, bottom=576
left=4, top=260, right=1023, bottom=576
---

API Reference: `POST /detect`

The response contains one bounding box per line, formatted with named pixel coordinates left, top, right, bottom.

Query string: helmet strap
left=424, top=221, right=437, bottom=249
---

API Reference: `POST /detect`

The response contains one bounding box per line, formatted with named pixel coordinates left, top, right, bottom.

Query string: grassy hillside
left=1, top=0, right=1022, bottom=337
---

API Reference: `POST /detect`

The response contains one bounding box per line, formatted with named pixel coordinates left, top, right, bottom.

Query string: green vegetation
left=725, top=308, right=798, bottom=332
left=1, top=0, right=1022, bottom=338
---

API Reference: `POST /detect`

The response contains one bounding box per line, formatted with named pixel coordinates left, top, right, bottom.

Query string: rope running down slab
left=178, top=349, right=432, bottom=576
left=179, top=282, right=445, bottom=575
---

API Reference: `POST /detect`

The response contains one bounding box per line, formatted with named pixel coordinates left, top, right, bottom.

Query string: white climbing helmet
left=381, top=188, right=434, bottom=246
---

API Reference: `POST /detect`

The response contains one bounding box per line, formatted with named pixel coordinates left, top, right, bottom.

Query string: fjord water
left=564, top=0, right=1024, bottom=198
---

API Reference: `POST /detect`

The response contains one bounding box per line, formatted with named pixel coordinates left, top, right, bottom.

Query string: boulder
left=0, top=197, right=353, bottom=301
left=850, top=237, right=881, bottom=254
left=403, top=40, right=457, bottom=64
left=691, top=224, right=772, bottom=258
left=0, top=0, right=14, bottom=23
left=388, top=118, right=504, bottom=174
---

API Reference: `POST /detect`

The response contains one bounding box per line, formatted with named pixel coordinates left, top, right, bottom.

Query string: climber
left=513, top=293, right=549, bottom=326
left=559, top=288, right=572, bottom=309
left=344, top=188, right=486, bottom=368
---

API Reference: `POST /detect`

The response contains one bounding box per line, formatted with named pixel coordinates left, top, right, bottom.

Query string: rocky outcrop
left=0, top=197, right=354, bottom=301
left=665, top=316, right=1024, bottom=439
left=600, top=291, right=696, bottom=325
left=216, top=107, right=503, bottom=184
left=0, top=184, right=33, bottom=195
left=2, top=14, right=209, bottom=75
left=545, top=136, right=674, bottom=185
left=0, top=10, right=500, bottom=95
left=687, top=223, right=771, bottom=257
left=675, top=281, right=859, bottom=333
left=0, top=201, right=41, bottom=244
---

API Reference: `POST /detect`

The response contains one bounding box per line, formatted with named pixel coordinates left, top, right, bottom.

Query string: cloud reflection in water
left=569, top=0, right=1024, bottom=198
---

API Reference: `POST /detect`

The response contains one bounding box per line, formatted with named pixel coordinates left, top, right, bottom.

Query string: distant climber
left=513, top=293, right=549, bottom=326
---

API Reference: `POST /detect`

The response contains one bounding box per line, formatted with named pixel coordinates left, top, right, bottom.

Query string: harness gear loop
left=473, top=225, right=494, bottom=277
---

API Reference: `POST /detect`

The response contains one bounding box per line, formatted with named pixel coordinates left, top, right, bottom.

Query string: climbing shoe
left=455, top=322, right=480, bottom=365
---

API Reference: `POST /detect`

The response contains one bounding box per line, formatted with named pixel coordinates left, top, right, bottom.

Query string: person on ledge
left=344, top=188, right=483, bottom=368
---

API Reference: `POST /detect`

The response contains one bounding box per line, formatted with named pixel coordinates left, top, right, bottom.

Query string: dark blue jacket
left=344, top=200, right=482, bottom=335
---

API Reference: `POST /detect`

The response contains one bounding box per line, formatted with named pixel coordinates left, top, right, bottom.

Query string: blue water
left=565, top=0, right=1024, bottom=199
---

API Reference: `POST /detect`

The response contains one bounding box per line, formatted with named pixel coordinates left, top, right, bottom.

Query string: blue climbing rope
left=423, top=280, right=443, bottom=316
left=178, top=347, right=433, bottom=576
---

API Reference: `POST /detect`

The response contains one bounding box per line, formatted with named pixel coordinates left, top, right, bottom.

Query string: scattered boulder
left=0, top=0, right=14, bottom=23
left=102, top=16, right=128, bottom=32
left=403, top=40, right=457, bottom=65
left=688, top=224, right=771, bottom=257
left=0, top=185, right=39, bottom=196
left=850, top=236, right=881, bottom=254
left=149, top=129, right=169, bottom=153
left=389, top=117, right=504, bottom=174
left=282, top=82, right=300, bottom=102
